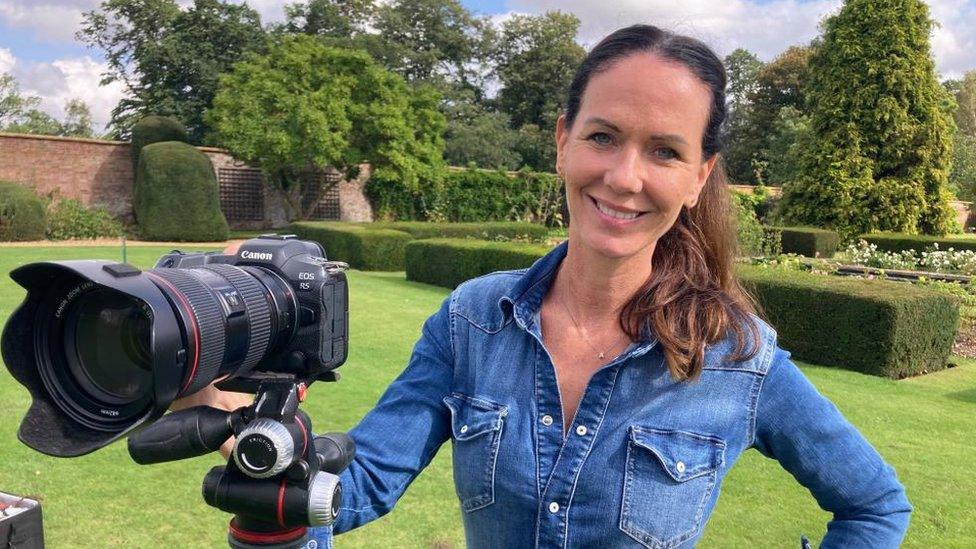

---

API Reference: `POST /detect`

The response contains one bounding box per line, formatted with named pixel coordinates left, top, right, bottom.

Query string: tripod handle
left=129, top=406, right=236, bottom=464
left=313, top=433, right=356, bottom=475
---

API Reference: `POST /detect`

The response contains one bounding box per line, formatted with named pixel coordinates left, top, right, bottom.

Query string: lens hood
left=2, top=260, right=186, bottom=457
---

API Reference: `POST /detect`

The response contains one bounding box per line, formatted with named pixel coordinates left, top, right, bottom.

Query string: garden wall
left=0, top=132, right=372, bottom=228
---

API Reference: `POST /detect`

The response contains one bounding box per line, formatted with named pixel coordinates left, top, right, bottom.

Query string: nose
left=604, top=146, right=643, bottom=195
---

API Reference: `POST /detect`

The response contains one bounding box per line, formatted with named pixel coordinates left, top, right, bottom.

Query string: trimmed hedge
left=771, top=226, right=841, bottom=257
left=395, top=237, right=958, bottom=378
left=134, top=142, right=229, bottom=241
left=860, top=232, right=976, bottom=254
left=288, top=222, right=413, bottom=271
left=0, top=181, right=46, bottom=241
left=131, top=115, right=188, bottom=168
left=405, top=238, right=550, bottom=288
left=288, top=221, right=549, bottom=271
left=371, top=221, right=548, bottom=242
left=737, top=264, right=958, bottom=378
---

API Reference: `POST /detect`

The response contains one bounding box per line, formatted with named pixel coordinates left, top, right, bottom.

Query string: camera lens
left=64, top=289, right=153, bottom=403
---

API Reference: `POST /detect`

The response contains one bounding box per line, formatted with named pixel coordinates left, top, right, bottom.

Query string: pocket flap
left=629, top=427, right=725, bottom=482
left=443, top=393, right=508, bottom=441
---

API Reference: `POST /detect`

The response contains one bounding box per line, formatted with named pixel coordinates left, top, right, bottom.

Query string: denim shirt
left=309, top=241, right=911, bottom=548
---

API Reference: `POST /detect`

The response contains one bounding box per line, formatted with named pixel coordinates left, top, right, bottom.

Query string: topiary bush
left=771, top=226, right=841, bottom=257
left=0, top=181, right=47, bottom=241
left=130, top=115, right=189, bottom=169
left=737, top=263, right=958, bottom=378
left=405, top=238, right=551, bottom=289
left=46, top=198, right=123, bottom=240
left=134, top=142, right=229, bottom=241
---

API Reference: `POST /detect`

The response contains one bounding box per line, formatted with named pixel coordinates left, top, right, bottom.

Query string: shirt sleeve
left=751, top=346, right=912, bottom=548
left=308, top=293, right=455, bottom=542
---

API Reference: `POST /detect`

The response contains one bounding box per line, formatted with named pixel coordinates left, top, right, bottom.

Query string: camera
left=2, top=234, right=349, bottom=458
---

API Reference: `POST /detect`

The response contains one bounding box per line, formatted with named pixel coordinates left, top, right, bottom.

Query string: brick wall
left=0, top=132, right=135, bottom=221
left=0, top=133, right=374, bottom=228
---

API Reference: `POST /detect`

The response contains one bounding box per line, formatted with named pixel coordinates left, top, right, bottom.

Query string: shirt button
left=460, top=425, right=468, bottom=434
left=548, top=502, right=560, bottom=513
left=676, top=461, right=686, bottom=473
left=575, top=425, right=588, bottom=436
left=541, top=415, right=554, bottom=426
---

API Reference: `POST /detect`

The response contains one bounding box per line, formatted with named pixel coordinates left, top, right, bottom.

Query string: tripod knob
left=233, top=418, right=295, bottom=479
left=307, top=471, right=342, bottom=526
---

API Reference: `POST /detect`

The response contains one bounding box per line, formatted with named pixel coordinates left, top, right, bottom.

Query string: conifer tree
left=779, top=0, right=956, bottom=236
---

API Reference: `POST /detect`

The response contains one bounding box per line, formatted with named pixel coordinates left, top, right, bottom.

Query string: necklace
left=556, top=290, right=626, bottom=360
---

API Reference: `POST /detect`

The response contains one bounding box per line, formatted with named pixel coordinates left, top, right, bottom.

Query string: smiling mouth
left=589, top=196, right=647, bottom=221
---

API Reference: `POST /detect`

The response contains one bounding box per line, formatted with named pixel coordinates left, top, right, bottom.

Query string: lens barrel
left=2, top=259, right=297, bottom=456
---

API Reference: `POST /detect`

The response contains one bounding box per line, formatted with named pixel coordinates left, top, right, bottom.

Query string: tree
left=721, top=49, right=764, bottom=183
left=369, top=0, right=488, bottom=88
left=206, top=35, right=446, bottom=219
left=950, top=133, right=976, bottom=200
left=490, top=11, right=584, bottom=171
left=0, top=73, right=40, bottom=128
left=282, top=0, right=374, bottom=39
left=953, top=71, right=976, bottom=138
left=779, top=0, right=956, bottom=237
left=442, top=89, right=521, bottom=170
left=78, top=0, right=267, bottom=142
left=61, top=99, right=95, bottom=138
left=0, top=73, right=96, bottom=137
left=493, top=12, right=584, bottom=130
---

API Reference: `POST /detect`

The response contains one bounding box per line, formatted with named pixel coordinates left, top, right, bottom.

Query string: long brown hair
left=565, top=25, right=762, bottom=380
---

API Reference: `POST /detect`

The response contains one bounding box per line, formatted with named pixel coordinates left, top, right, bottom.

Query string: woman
left=206, top=24, right=912, bottom=547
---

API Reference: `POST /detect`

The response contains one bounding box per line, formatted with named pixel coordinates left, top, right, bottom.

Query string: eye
left=587, top=132, right=613, bottom=146
left=653, top=147, right=679, bottom=161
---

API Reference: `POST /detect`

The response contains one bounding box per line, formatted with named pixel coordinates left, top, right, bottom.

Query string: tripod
left=128, top=375, right=355, bottom=549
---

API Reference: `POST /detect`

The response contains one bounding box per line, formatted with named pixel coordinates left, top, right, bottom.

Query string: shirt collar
left=497, top=240, right=658, bottom=356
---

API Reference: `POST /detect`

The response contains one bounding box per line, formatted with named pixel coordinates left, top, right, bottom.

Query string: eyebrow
left=582, top=116, right=689, bottom=147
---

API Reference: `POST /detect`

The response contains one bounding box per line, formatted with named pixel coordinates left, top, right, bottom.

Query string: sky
left=1, top=0, right=974, bottom=133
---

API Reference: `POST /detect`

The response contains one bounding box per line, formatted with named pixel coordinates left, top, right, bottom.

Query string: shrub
left=771, top=226, right=841, bottom=257
left=288, top=222, right=412, bottom=271
left=46, top=198, right=123, bottom=240
left=737, top=263, right=958, bottom=378
left=134, top=142, right=229, bottom=241
left=405, top=238, right=550, bottom=288
left=732, top=191, right=765, bottom=256
left=861, top=232, right=976, bottom=254
left=130, top=116, right=188, bottom=169
left=0, top=181, right=46, bottom=241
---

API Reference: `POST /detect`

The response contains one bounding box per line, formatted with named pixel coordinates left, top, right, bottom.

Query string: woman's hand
left=166, top=240, right=249, bottom=459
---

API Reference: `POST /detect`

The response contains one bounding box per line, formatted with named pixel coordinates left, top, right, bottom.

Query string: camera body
left=155, top=234, right=349, bottom=377
left=2, top=234, right=348, bottom=457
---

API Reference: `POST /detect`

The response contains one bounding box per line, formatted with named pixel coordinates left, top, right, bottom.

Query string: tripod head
left=128, top=374, right=354, bottom=548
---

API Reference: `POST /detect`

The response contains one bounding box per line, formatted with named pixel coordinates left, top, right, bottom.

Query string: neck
left=551, top=238, right=655, bottom=324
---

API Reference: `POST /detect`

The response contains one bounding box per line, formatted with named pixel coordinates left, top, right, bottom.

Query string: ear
left=555, top=114, right=569, bottom=175
left=685, top=154, right=718, bottom=209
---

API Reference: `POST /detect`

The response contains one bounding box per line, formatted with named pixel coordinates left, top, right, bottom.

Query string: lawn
left=0, top=245, right=973, bottom=548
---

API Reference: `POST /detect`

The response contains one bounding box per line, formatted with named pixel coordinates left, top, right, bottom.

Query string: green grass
left=0, top=245, right=973, bottom=548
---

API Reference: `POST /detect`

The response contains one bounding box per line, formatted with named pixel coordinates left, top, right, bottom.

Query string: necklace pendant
left=599, top=352, right=605, bottom=359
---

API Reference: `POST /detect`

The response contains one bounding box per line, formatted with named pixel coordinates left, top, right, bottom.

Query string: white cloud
left=5, top=49, right=127, bottom=133
left=507, top=0, right=976, bottom=77
left=0, top=1, right=99, bottom=43
left=0, top=47, right=16, bottom=74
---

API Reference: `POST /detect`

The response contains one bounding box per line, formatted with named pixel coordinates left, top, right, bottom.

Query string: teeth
left=595, top=200, right=640, bottom=220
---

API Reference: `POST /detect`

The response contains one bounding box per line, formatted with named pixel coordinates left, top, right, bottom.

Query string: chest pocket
left=443, top=393, right=508, bottom=512
left=620, top=427, right=726, bottom=548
